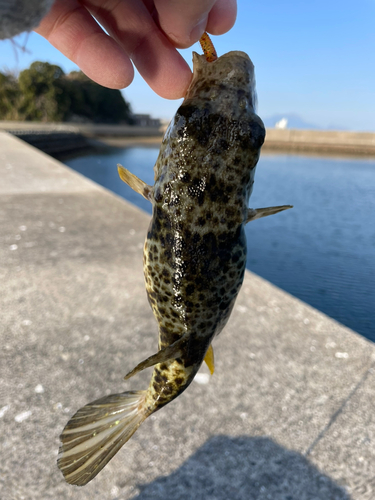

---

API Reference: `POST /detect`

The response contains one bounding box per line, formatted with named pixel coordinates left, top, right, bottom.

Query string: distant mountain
left=262, top=113, right=346, bottom=131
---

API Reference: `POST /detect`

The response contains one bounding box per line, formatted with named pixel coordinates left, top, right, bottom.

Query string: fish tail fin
left=57, top=390, right=149, bottom=486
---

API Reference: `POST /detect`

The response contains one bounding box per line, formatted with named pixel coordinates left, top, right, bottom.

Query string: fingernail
left=190, top=18, right=207, bottom=44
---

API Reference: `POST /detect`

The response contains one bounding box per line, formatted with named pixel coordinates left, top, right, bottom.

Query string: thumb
left=153, top=0, right=217, bottom=48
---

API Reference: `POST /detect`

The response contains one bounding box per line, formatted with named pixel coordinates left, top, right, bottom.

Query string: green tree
left=18, top=62, right=70, bottom=122
left=0, top=71, right=24, bottom=120
left=0, top=62, right=134, bottom=123
left=65, top=71, right=134, bottom=124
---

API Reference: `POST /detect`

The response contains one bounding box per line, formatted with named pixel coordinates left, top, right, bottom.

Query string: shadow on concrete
left=134, top=436, right=351, bottom=500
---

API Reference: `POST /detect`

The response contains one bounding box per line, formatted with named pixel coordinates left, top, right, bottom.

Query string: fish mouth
left=185, top=51, right=257, bottom=112
left=191, top=50, right=254, bottom=79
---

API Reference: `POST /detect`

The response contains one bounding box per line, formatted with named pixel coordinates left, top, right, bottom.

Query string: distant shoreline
left=1, top=121, right=374, bottom=158
left=263, top=128, right=375, bottom=157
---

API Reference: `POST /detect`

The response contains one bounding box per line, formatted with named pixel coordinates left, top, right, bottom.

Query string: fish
left=57, top=35, right=292, bottom=486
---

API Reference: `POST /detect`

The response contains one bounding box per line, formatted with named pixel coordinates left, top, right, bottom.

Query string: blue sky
left=1, top=0, right=374, bottom=131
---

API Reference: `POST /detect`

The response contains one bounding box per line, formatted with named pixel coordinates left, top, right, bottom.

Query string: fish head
left=185, top=51, right=258, bottom=118
left=155, top=49, right=265, bottom=196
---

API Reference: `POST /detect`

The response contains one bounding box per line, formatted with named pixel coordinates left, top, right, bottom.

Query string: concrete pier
left=1, top=131, right=374, bottom=499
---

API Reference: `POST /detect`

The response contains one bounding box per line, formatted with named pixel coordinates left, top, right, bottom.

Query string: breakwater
left=0, top=121, right=375, bottom=157
left=263, top=128, right=375, bottom=156
left=0, top=122, right=164, bottom=157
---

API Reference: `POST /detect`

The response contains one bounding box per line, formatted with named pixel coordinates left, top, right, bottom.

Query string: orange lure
left=199, top=32, right=218, bottom=62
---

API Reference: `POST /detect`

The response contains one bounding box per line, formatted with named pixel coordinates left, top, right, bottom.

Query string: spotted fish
left=57, top=38, right=292, bottom=486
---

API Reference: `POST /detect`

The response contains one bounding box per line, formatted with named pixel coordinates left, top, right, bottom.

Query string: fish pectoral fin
left=204, top=344, right=215, bottom=375
left=117, top=164, right=153, bottom=201
left=246, top=205, right=293, bottom=223
left=124, top=335, right=187, bottom=380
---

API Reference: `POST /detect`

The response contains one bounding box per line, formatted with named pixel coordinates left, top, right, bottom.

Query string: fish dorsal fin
left=118, top=164, right=153, bottom=201
left=124, top=333, right=189, bottom=380
left=246, top=205, right=293, bottom=223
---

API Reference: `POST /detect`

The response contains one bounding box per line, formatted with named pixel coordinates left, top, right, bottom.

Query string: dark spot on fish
left=209, top=187, right=228, bottom=204
left=219, top=138, right=228, bottom=151
left=162, top=385, right=173, bottom=395
left=164, top=249, right=172, bottom=261
left=202, top=232, right=217, bottom=253
left=154, top=373, right=168, bottom=385
left=219, top=300, right=231, bottom=311
left=238, top=118, right=265, bottom=151
left=206, top=298, right=216, bottom=308
left=180, top=172, right=191, bottom=183
left=154, top=186, right=163, bottom=202
left=192, top=232, right=201, bottom=245
left=232, top=250, right=241, bottom=263
left=237, top=88, right=245, bottom=99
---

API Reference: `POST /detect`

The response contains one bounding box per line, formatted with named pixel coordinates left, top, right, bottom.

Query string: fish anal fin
left=117, top=164, right=153, bottom=201
left=204, top=344, right=215, bottom=375
left=246, top=205, right=293, bottom=223
left=124, top=334, right=188, bottom=380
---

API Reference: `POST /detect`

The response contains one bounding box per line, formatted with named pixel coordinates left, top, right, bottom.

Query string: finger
left=206, top=0, right=237, bottom=35
left=35, top=0, right=134, bottom=89
left=86, top=0, right=192, bottom=99
left=153, top=0, right=217, bottom=48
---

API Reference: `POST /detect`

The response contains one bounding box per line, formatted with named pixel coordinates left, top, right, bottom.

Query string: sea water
left=64, top=148, right=375, bottom=341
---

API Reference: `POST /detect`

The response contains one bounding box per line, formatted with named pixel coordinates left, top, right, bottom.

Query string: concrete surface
left=0, top=131, right=374, bottom=499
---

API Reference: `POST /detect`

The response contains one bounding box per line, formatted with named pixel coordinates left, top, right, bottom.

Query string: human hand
left=35, top=0, right=237, bottom=98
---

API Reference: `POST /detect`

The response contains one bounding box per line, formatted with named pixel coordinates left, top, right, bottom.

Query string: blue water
left=64, top=148, right=375, bottom=342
